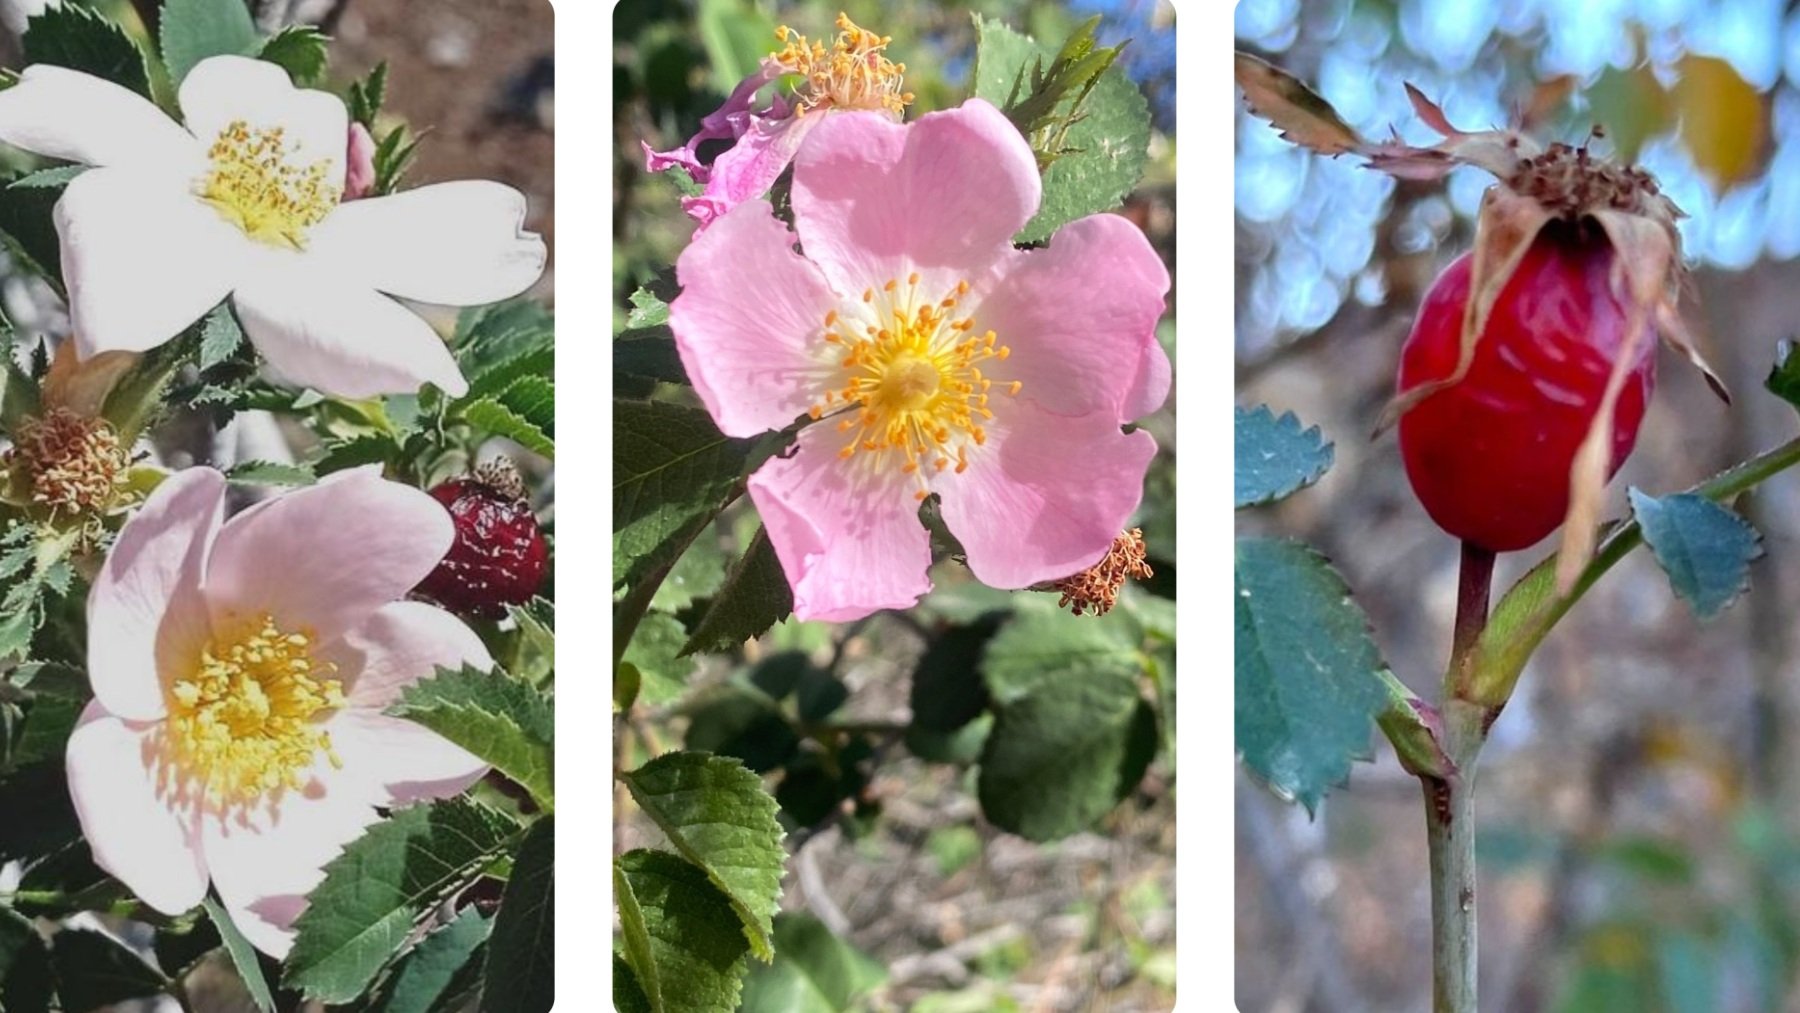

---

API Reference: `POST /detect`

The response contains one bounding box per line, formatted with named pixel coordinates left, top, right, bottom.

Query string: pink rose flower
left=68, top=467, right=492, bottom=955
left=644, top=14, right=913, bottom=230
left=669, top=99, right=1171, bottom=621
left=343, top=120, right=377, bottom=200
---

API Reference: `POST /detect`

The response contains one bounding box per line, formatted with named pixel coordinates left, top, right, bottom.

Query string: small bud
left=344, top=122, right=377, bottom=201
left=1045, top=528, right=1153, bottom=616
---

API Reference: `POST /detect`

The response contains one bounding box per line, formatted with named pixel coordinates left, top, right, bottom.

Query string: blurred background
left=615, top=0, right=1176, bottom=1009
left=1236, top=1, right=1800, bottom=1010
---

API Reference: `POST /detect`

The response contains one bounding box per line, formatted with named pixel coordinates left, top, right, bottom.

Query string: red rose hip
left=1397, top=223, right=1656, bottom=552
left=415, top=462, right=549, bottom=619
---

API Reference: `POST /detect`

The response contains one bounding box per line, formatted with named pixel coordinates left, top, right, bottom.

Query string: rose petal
left=747, top=425, right=934, bottom=621
left=178, top=55, right=347, bottom=192
left=682, top=111, right=816, bottom=230
left=791, top=100, right=1040, bottom=296
left=327, top=710, right=488, bottom=807
left=670, top=201, right=841, bottom=436
left=88, top=467, right=226, bottom=721
left=65, top=703, right=208, bottom=914
left=57, top=167, right=244, bottom=358
left=974, top=214, right=1170, bottom=419
left=200, top=783, right=378, bottom=958
left=643, top=58, right=785, bottom=183
left=939, top=402, right=1157, bottom=589
left=204, top=470, right=453, bottom=643
left=330, top=600, right=494, bottom=710
left=308, top=181, right=546, bottom=305
left=0, top=63, right=200, bottom=169
left=231, top=268, right=468, bottom=398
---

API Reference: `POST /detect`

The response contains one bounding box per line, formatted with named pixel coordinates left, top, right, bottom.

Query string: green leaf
left=258, top=24, right=330, bottom=86
left=48, top=927, right=168, bottom=1012
left=695, top=0, right=777, bottom=95
left=1629, top=488, right=1763, bottom=620
left=480, top=816, right=553, bottom=1013
left=347, top=61, right=388, bottom=128
left=0, top=172, right=66, bottom=290
left=680, top=527, right=793, bottom=655
left=160, top=0, right=262, bottom=86
left=0, top=905, right=53, bottom=1013
left=971, top=15, right=1151, bottom=243
left=7, top=166, right=86, bottom=189
left=620, top=752, right=785, bottom=961
left=197, top=303, right=246, bottom=371
left=739, top=914, right=886, bottom=1013
left=368, top=908, right=489, bottom=1013
left=614, top=399, right=749, bottom=586
left=907, top=613, right=1003, bottom=757
left=614, top=849, right=753, bottom=1013
left=463, top=377, right=555, bottom=459
left=1766, top=339, right=1800, bottom=412
left=615, top=327, right=689, bottom=398
left=202, top=896, right=275, bottom=1013
left=455, top=299, right=555, bottom=385
left=1235, top=405, right=1334, bottom=508
left=226, top=459, right=317, bottom=487
left=615, top=953, right=654, bottom=1013
left=1235, top=537, right=1388, bottom=813
left=623, top=610, right=698, bottom=705
left=467, top=345, right=555, bottom=403
left=629, top=286, right=672, bottom=328
left=977, top=609, right=1155, bottom=840
left=388, top=665, right=554, bottom=810
left=24, top=4, right=152, bottom=98
left=683, top=684, right=799, bottom=773
left=284, top=799, right=522, bottom=1003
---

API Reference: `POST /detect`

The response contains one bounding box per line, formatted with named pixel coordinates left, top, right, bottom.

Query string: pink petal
left=329, top=601, right=494, bottom=710
left=670, top=201, right=841, bottom=436
left=199, top=783, right=378, bottom=958
left=1121, top=329, right=1172, bottom=423
left=643, top=60, right=784, bottom=183
left=681, top=110, right=817, bottom=230
left=790, top=100, right=1041, bottom=296
left=204, top=471, right=453, bottom=645
left=747, top=426, right=934, bottom=621
left=343, top=122, right=376, bottom=200
left=974, top=213, right=1170, bottom=419
left=939, top=403, right=1157, bottom=589
left=65, top=702, right=208, bottom=914
left=87, top=468, right=226, bottom=721
left=327, top=710, right=487, bottom=807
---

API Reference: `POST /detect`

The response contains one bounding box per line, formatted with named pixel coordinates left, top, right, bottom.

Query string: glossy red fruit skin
left=1397, top=225, right=1656, bottom=552
left=414, top=478, right=548, bottom=620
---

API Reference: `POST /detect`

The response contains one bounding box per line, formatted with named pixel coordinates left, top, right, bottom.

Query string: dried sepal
left=41, top=341, right=137, bottom=417
left=1654, top=301, right=1729, bottom=403
left=1234, top=52, right=1365, bottom=156
left=1377, top=186, right=1552, bottom=434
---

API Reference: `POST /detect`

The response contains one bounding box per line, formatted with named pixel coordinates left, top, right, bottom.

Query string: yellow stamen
left=769, top=13, right=914, bottom=118
left=197, top=120, right=338, bottom=248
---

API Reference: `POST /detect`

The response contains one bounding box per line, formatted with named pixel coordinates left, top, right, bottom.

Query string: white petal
left=178, top=56, right=346, bottom=192
left=0, top=64, right=200, bottom=169
left=87, top=468, right=225, bottom=721
left=58, top=167, right=244, bottom=357
left=65, top=703, right=208, bottom=914
left=330, top=601, right=494, bottom=710
left=199, top=784, right=378, bottom=958
left=232, top=269, right=469, bottom=398
left=328, top=710, right=488, bottom=807
left=310, top=181, right=547, bottom=305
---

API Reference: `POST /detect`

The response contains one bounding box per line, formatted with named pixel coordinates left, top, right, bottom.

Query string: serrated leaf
left=1235, top=537, right=1388, bottom=814
left=1235, top=405, right=1335, bottom=508
left=614, top=849, right=753, bottom=1013
left=7, top=165, right=85, bottom=189
left=24, top=4, right=152, bottom=98
left=455, top=300, right=554, bottom=381
left=1630, top=488, right=1763, bottom=620
left=620, top=752, right=785, bottom=961
left=463, top=383, right=555, bottom=459
left=347, top=61, right=388, bottom=128
left=368, top=908, right=489, bottom=1013
left=258, top=24, right=329, bottom=85
left=615, top=327, right=689, bottom=397
left=160, top=0, right=262, bottom=86
left=623, top=610, right=697, bottom=705
left=614, top=399, right=750, bottom=586
left=906, top=614, right=1003, bottom=763
left=466, top=345, right=554, bottom=402
left=202, top=896, right=275, bottom=1012
left=971, top=15, right=1152, bottom=243
left=197, top=302, right=245, bottom=371
left=284, top=799, right=522, bottom=1003
left=48, top=927, right=168, bottom=1012
left=0, top=171, right=65, bottom=289
left=977, top=609, right=1154, bottom=840
left=628, top=286, right=672, bottom=328
left=680, top=527, right=792, bottom=655
left=479, top=815, right=552, bottom=1013
left=1233, top=50, right=1365, bottom=156
left=739, top=914, right=886, bottom=1013
left=226, top=459, right=316, bottom=487
left=389, top=666, right=554, bottom=810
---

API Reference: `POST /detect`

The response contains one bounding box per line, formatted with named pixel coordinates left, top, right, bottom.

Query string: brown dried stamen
left=475, top=457, right=528, bottom=503
left=1048, top=529, right=1153, bottom=617
left=1504, top=141, right=1670, bottom=221
left=6, top=408, right=128, bottom=516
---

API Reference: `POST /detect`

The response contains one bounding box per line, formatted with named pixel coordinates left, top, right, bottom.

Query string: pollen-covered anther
left=163, top=613, right=346, bottom=807
left=1048, top=528, right=1154, bottom=616
left=770, top=13, right=914, bottom=118
left=5, top=407, right=128, bottom=516
left=198, top=119, right=340, bottom=249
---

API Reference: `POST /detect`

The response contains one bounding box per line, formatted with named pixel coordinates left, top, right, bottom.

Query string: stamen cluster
left=1049, top=528, right=1153, bottom=616
left=773, top=13, right=914, bottom=118
left=198, top=120, right=339, bottom=248
left=6, top=407, right=128, bottom=517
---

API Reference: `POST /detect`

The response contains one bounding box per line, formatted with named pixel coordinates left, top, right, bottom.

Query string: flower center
left=164, top=614, right=345, bottom=806
left=5, top=408, right=127, bottom=517
left=772, top=14, right=914, bottom=118
left=196, top=120, right=339, bottom=249
left=810, top=274, right=1021, bottom=497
